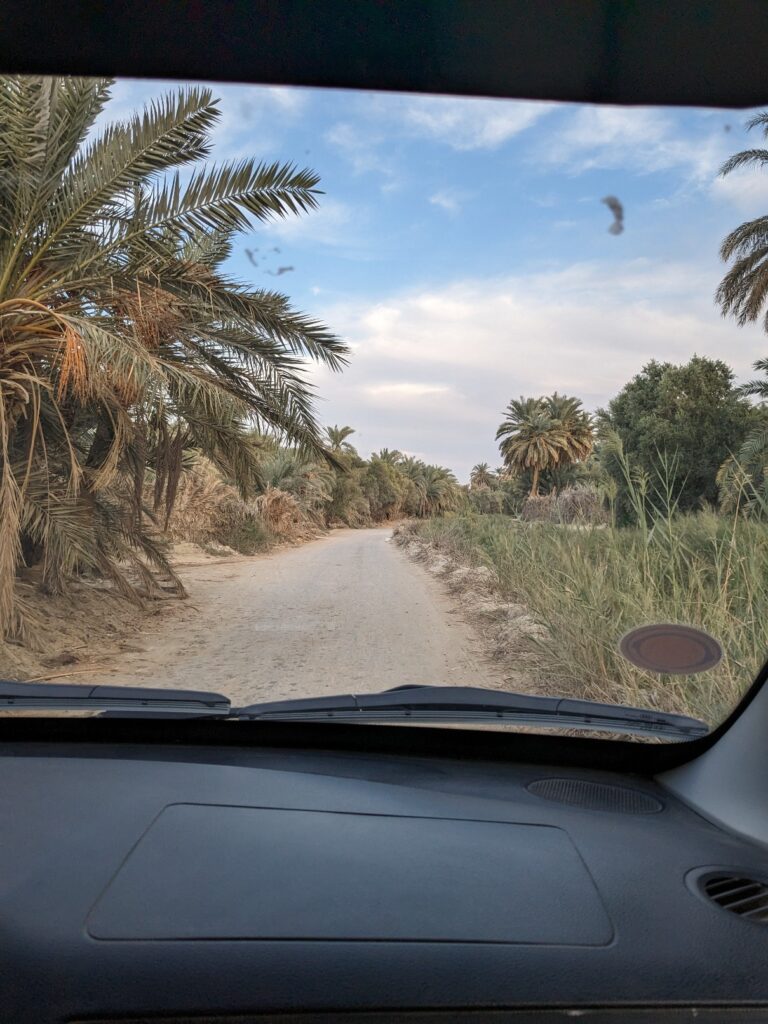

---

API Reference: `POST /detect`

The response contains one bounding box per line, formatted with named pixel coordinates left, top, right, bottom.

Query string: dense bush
left=468, top=488, right=505, bottom=515
left=520, top=485, right=607, bottom=525
left=411, top=508, right=768, bottom=725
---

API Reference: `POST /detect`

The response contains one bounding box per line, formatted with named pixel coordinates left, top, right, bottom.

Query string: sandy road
left=82, top=528, right=507, bottom=705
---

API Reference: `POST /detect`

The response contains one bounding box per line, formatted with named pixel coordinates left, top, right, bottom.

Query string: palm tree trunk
left=529, top=465, right=540, bottom=497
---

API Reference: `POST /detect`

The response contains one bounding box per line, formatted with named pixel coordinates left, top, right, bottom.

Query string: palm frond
left=0, top=74, right=344, bottom=633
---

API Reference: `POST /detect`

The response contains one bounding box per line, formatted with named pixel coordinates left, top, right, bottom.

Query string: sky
left=109, top=79, right=768, bottom=481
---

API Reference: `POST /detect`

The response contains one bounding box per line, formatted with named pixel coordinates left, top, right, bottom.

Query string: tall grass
left=412, top=451, right=768, bottom=725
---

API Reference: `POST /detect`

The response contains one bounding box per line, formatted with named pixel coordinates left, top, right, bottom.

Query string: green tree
left=325, top=425, right=357, bottom=455
left=470, top=462, right=495, bottom=489
left=716, top=357, right=768, bottom=516
left=420, top=464, right=461, bottom=515
left=545, top=393, right=594, bottom=487
left=469, top=487, right=504, bottom=514
left=495, top=397, right=585, bottom=497
left=399, top=458, right=460, bottom=516
left=361, top=455, right=406, bottom=520
left=0, top=76, right=345, bottom=633
left=257, top=450, right=334, bottom=517
left=372, top=447, right=403, bottom=464
left=717, top=428, right=768, bottom=517
left=739, top=356, right=768, bottom=400
left=716, top=113, right=768, bottom=327
left=598, top=356, right=757, bottom=516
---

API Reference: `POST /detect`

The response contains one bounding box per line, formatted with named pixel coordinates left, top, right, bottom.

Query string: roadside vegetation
left=408, top=482, right=768, bottom=725
left=166, top=427, right=461, bottom=555
left=408, top=115, right=768, bottom=723
left=415, top=350, right=768, bottom=723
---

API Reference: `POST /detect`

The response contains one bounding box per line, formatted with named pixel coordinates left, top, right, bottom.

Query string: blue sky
left=110, top=80, right=768, bottom=480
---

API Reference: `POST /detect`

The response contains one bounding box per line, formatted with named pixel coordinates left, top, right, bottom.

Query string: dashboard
left=1, top=739, right=767, bottom=1022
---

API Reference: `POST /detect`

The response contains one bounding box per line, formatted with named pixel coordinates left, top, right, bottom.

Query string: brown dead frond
left=56, top=326, right=90, bottom=402
left=255, top=486, right=303, bottom=537
left=120, top=284, right=186, bottom=352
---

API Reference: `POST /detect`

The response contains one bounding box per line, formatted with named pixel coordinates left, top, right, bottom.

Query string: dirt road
left=77, top=528, right=508, bottom=705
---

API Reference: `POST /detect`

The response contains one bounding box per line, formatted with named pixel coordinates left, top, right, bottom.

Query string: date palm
left=421, top=464, right=461, bottom=515
left=496, top=398, right=568, bottom=497
left=497, top=395, right=593, bottom=497
left=0, top=76, right=346, bottom=635
left=400, top=458, right=460, bottom=516
left=717, top=113, right=768, bottom=327
left=718, top=356, right=768, bottom=516
left=470, top=462, right=495, bottom=489
left=373, top=447, right=403, bottom=465
left=545, top=393, right=594, bottom=468
left=738, top=356, right=768, bottom=400
left=717, top=427, right=768, bottom=516
left=325, top=425, right=357, bottom=454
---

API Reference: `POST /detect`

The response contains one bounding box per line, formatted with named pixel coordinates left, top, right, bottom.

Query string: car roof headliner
left=2, top=0, right=767, bottom=109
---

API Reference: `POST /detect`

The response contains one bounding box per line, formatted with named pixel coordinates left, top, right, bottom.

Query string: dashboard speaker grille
left=527, top=778, right=663, bottom=814
left=701, top=874, right=768, bottom=923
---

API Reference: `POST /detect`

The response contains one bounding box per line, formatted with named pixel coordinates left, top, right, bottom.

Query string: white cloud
left=326, top=95, right=552, bottom=183
left=401, top=96, right=552, bottom=150
left=429, top=188, right=467, bottom=213
left=261, top=199, right=357, bottom=248
left=312, top=259, right=763, bottom=481
left=540, top=105, right=730, bottom=183
left=365, top=382, right=452, bottom=399
left=324, top=122, right=400, bottom=189
left=210, top=84, right=308, bottom=158
left=710, top=169, right=768, bottom=211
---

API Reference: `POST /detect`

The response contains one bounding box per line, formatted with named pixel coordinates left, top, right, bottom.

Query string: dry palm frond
left=56, top=325, right=90, bottom=402
left=255, top=486, right=303, bottom=536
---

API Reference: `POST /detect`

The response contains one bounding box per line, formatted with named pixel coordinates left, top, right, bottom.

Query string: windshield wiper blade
left=0, top=680, right=231, bottom=717
left=233, top=685, right=708, bottom=740
left=0, top=681, right=709, bottom=739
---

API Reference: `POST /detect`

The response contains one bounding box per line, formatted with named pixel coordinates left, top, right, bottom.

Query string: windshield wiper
left=233, top=685, right=709, bottom=740
left=0, top=680, right=231, bottom=717
left=0, top=680, right=708, bottom=740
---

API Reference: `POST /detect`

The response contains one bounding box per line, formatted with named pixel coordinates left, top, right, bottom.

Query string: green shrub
left=469, top=488, right=505, bottom=515
left=224, top=517, right=274, bottom=555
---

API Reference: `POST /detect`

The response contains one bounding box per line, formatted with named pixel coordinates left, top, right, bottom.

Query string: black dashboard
left=2, top=739, right=767, bottom=1022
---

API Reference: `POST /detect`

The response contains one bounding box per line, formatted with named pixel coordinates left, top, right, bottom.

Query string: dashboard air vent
left=527, top=778, right=663, bottom=814
left=701, top=874, right=768, bottom=923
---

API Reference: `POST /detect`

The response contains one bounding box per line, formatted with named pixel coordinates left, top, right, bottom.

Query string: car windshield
left=1, top=75, right=766, bottom=740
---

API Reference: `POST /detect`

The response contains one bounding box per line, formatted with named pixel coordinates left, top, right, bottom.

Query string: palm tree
left=496, top=394, right=594, bottom=497
left=257, top=450, right=335, bottom=521
left=0, top=76, right=346, bottom=634
left=470, top=462, right=495, bottom=489
left=421, top=465, right=461, bottom=515
left=399, top=458, right=459, bottom=516
left=545, top=393, right=594, bottom=467
left=373, top=447, right=403, bottom=464
left=717, top=428, right=768, bottom=516
left=325, top=425, right=357, bottom=454
left=496, top=397, right=568, bottom=497
left=717, top=113, right=768, bottom=326
left=716, top=357, right=768, bottom=515
left=738, top=356, right=768, bottom=400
